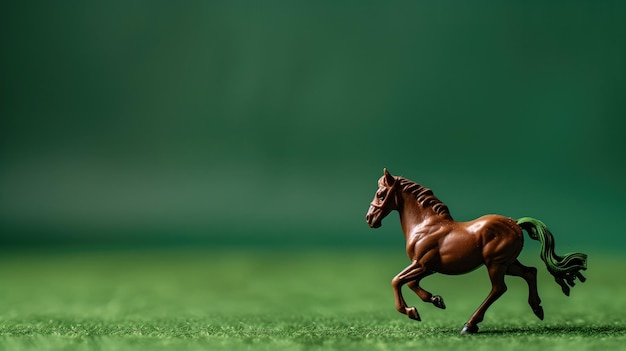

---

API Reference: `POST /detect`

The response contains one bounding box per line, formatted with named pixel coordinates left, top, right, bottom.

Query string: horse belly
left=436, top=232, right=484, bottom=275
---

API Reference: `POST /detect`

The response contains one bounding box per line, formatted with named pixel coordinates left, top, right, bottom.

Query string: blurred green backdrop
left=1, top=1, right=625, bottom=251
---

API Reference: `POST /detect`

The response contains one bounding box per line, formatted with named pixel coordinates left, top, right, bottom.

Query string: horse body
left=366, top=169, right=587, bottom=334
left=402, top=211, right=524, bottom=276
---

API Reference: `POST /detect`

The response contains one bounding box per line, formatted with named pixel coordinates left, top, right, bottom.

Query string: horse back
left=462, top=214, right=523, bottom=262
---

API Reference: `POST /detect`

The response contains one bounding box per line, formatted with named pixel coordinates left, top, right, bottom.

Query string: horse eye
left=378, top=193, right=386, bottom=200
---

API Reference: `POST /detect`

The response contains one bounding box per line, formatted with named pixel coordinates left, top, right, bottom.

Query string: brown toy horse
left=365, top=169, right=587, bottom=334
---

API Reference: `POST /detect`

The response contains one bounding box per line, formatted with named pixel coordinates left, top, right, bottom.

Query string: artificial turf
left=0, top=249, right=624, bottom=350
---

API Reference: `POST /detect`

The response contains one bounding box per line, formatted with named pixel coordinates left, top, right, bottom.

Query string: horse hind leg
left=506, top=259, right=544, bottom=320
left=407, top=274, right=446, bottom=309
left=461, top=263, right=508, bottom=334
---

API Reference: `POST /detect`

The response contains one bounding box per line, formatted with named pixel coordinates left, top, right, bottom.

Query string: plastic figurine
left=365, top=169, right=587, bottom=334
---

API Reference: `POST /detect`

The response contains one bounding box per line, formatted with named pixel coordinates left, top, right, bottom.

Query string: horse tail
left=517, top=217, right=587, bottom=296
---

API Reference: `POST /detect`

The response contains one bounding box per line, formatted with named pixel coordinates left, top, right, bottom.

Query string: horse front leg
left=407, top=274, right=446, bottom=310
left=392, top=260, right=427, bottom=321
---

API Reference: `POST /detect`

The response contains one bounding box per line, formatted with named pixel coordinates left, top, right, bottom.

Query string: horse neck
left=398, top=191, right=444, bottom=238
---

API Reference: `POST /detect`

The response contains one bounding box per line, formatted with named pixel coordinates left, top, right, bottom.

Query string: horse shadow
left=478, top=324, right=626, bottom=336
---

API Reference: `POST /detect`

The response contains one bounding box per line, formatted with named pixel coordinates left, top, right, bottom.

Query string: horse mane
left=396, top=177, right=453, bottom=219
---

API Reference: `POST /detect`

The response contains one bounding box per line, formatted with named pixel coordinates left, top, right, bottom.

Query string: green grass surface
left=0, top=249, right=624, bottom=350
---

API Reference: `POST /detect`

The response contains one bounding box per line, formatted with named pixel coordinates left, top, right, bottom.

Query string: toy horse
left=365, top=169, right=587, bottom=334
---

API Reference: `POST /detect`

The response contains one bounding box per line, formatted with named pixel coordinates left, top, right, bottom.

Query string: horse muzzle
left=366, top=206, right=382, bottom=228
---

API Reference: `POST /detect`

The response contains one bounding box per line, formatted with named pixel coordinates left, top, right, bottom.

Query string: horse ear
left=383, top=168, right=395, bottom=185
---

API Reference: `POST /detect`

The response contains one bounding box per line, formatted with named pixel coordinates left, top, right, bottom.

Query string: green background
left=2, top=1, right=625, bottom=251
left=1, top=2, right=626, bottom=350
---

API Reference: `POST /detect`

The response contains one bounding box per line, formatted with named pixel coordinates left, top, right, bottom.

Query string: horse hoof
left=533, top=305, right=544, bottom=320
left=406, top=307, right=421, bottom=321
left=431, top=295, right=446, bottom=309
left=460, top=324, right=479, bottom=334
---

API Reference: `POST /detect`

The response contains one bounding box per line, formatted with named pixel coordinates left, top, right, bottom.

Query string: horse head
left=366, top=168, right=399, bottom=228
